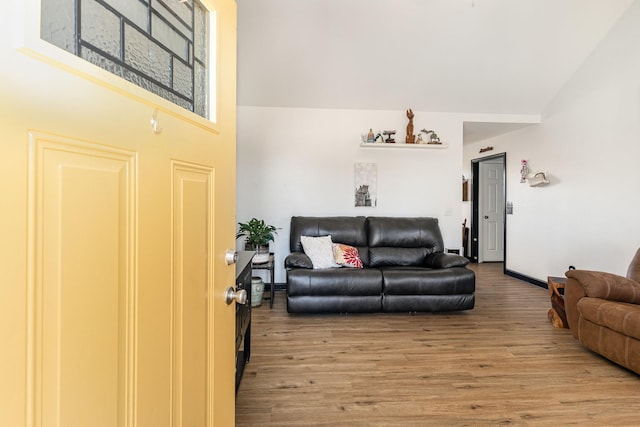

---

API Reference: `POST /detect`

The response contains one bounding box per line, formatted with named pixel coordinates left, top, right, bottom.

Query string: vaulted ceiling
left=237, top=0, right=633, bottom=130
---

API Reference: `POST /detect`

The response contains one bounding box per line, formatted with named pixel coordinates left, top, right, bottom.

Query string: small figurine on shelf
left=406, top=109, right=415, bottom=144
left=383, top=130, right=396, bottom=143
left=421, top=129, right=442, bottom=144
left=367, top=128, right=375, bottom=143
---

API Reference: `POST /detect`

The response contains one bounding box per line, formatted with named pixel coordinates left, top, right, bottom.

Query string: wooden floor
left=235, top=263, right=640, bottom=426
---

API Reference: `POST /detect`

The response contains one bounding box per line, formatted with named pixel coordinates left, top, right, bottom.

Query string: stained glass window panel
left=40, top=0, right=212, bottom=120
left=124, top=24, right=172, bottom=87
left=194, top=5, right=207, bottom=63
left=102, top=0, right=148, bottom=31
left=153, top=1, right=192, bottom=41
left=41, top=0, right=75, bottom=53
left=151, top=14, right=190, bottom=62
left=194, top=60, right=207, bottom=118
left=173, top=58, right=194, bottom=99
left=154, top=0, right=193, bottom=27
left=81, top=0, right=121, bottom=59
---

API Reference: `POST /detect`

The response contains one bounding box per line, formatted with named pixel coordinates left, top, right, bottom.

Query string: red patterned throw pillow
left=332, top=243, right=363, bottom=269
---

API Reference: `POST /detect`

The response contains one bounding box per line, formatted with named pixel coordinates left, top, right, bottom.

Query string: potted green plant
left=236, top=218, right=278, bottom=263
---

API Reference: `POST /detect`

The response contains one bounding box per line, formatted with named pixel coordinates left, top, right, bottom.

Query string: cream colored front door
left=0, top=1, right=237, bottom=426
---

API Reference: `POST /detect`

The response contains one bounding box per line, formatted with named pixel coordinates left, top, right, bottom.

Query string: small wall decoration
left=520, top=160, right=528, bottom=183
left=354, top=163, right=377, bottom=207
left=479, top=146, right=493, bottom=153
left=462, top=175, right=469, bottom=201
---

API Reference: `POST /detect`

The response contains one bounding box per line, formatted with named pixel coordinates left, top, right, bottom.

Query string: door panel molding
left=27, top=132, right=138, bottom=427
left=170, top=161, right=214, bottom=427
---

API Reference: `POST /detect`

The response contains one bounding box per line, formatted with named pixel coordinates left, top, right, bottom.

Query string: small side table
left=252, top=253, right=275, bottom=308
left=547, top=276, right=569, bottom=329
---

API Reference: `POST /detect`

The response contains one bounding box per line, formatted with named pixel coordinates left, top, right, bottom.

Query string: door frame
left=470, top=153, right=507, bottom=271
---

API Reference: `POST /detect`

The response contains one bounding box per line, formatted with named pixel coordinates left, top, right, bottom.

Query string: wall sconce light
left=528, top=172, right=550, bottom=187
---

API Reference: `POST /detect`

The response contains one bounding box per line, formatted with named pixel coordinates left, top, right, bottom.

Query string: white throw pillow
left=300, top=235, right=338, bottom=269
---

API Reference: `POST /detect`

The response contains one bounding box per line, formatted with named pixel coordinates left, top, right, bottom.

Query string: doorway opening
left=470, top=153, right=506, bottom=269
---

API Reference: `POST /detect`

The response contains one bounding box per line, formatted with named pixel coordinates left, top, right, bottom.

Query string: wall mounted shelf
left=360, top=142, right=448, bottom=149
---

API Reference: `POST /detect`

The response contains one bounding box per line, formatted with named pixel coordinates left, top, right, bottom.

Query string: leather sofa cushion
left=382, top=267, right=476, bottom=295
left=368, top=250, right=470, bottom=269
left=577, top=297, right=640, bottom=341
left=287, top=268, right=382, bottom=296
left=290, top=216, right=368, bottom=252
left=369, top=247, right=429, bottom=267
left=287, top=296, right=382, bottom=313
left=367, top=217, right=444, bottom=251
left=383, top=294, right=475, bottom=313
left=425, top=252, right=470, bottom=268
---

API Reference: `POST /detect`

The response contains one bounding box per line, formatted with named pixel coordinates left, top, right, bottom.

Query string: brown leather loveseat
left=564, top=248, right=640, bottom=375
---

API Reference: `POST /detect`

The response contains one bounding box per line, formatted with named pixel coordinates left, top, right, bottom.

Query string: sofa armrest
left=284, top=252, right=313, bottom=269
left=424, top=252, right=469, bottom=269
left=564, top=277, right=587, bottom=337
left=565, top=269, right=640, bottom=304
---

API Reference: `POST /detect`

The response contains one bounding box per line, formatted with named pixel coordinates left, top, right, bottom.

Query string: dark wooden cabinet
left=235, top=251, right=253, bottom=392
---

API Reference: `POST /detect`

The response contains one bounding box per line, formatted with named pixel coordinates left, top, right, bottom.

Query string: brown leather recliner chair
left=565, top=249, right=640, bottom=375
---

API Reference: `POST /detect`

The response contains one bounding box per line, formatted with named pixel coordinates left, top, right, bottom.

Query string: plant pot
left=251, top=277, right=264, bottom=307
left=247, top=244, right=270, bottom=263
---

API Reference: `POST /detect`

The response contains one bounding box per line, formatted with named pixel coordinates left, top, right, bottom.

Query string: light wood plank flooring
left=236, top=263, right=640, bottom=426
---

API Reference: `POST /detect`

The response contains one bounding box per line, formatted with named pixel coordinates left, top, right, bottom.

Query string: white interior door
left=479, top=159, right=505, bottom=262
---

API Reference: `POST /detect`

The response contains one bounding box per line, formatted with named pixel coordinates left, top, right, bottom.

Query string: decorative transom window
left=41, top=0, right=211, bottom=119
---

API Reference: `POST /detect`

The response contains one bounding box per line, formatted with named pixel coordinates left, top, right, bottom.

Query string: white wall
left=464, top=0, right=640, bottom=280
left=238, top=2, right=640, bottom=284
left=237, top=107, right=466, bottom=282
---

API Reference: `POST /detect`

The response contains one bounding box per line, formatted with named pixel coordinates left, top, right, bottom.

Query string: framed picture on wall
left=354, top=163, right=377, bottom=207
